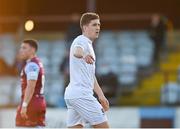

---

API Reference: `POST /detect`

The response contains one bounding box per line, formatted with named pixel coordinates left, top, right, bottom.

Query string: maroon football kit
left=16, top=57, right=46, bottom=127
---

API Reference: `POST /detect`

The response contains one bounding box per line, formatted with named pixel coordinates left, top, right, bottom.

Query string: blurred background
left=0, top=0, right=180, bottom=128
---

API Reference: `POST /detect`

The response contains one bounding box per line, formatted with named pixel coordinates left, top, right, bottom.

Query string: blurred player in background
left=64, top=12, right=109, bottom=128
left=16, top=39, right=46, bottom=127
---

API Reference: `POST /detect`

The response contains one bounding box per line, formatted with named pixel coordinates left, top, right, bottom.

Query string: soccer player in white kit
left=64, top=12, right=110, bottom=128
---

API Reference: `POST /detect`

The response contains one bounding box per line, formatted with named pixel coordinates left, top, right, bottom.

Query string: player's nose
left=97, top=25, right=100, bottom=30
left=96, top=27, right=100, bottom=32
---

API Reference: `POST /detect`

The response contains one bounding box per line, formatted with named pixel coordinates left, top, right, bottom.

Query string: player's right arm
left=21, top=80, right=37, bottom=119
left=20, top=62, right=40, bottom=119
left=73, top=46, right=84, bottom=58
left=73, top=45, right=94, bottom=64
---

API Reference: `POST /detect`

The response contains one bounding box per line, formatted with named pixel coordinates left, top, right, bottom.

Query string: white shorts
left=65, top=98, right=108, bottom=127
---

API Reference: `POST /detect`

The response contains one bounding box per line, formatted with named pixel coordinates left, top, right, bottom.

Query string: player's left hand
left=99, top=96, right=109, bottom=112
left=84, top=54, right=94, bottom=64
left=20, top=107, right=28, bottom=119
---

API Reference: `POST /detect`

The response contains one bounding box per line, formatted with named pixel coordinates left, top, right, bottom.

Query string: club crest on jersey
left=29, top=65, right=38, bottom=72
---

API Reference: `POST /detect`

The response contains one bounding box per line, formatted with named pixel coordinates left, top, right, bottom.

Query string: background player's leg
left=92, top=121, right=109, bottom=128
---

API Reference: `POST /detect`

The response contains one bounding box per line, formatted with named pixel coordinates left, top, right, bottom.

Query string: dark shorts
left=16, top=95, right=46, bottom=127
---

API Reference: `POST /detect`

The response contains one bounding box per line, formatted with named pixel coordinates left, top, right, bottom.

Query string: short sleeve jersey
left=64, top=35, right=96, bottom=100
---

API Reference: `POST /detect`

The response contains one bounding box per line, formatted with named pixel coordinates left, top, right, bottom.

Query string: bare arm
left=94, top=76, right=105, bottom=98
left=73, top=46, right=84, bottom=58
left=94, top=76, right=109, bottom=111
left=73, top=46, right=94, bottom=64
left=20, top=80, right=37, bottom=119
left=23, top=80, right=37, bottom=106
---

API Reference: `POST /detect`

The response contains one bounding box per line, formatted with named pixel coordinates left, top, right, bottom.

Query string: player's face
left=19, top=43, right=34, bottom=60
left=84, top=19, right=100, bottom=41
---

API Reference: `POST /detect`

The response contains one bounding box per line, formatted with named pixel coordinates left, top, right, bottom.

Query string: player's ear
left=31, top=47, right=36, bottom=54
left=82, top=25, right=87, bottom=32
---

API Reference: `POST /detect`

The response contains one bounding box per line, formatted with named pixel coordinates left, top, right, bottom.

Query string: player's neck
left=27, top=54, right=36, bottom=61
left=83, top=33, right=94, bottom=42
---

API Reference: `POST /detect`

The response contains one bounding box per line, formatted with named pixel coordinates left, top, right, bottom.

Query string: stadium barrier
left=1, top=107, right=180, bottom=128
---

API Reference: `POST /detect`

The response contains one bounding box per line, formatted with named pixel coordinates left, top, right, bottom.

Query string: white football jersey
left=64, top=35, right=96, bottom=100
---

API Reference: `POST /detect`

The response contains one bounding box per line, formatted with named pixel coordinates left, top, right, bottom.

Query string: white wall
left=1, top=107, right=180, bottom=128
left=175, top=107, right=180, bottom=128
left=106, top=107, right=140, bottom=128
left=0, top=107, right=140, bottom=128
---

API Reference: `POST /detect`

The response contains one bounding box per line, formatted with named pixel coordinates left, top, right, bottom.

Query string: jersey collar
left=82, top=35, right=93, bottom=44
left=26, top=59, right=31, bottom=63
left=26, top=56, right=36, bottom=63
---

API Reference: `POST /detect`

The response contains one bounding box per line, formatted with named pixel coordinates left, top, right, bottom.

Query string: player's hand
left=99, top=95, right=109, bottom=112
left=20, top=107, right=28, bottom=119
left=84, top=54, right=94, bottom=64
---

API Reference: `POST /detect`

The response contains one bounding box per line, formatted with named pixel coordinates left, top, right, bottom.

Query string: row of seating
left=0, top=35, right=16, bottom=66
left=0, top=36, right=66, bottom=107
left=96, top=31, right=154, bottom=86
left=0, top=31, right=155, bottom=107
left=37, top=40, right=66, bottom=106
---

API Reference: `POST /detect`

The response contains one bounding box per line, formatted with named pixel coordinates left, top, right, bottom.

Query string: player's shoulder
left=25, top=61, right=39, bottom=71
left=73, top=35, right=89, bottom=44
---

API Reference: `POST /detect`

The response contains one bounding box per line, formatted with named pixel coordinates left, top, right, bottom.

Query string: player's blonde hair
left=80, top=12, right=99, bottom=30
